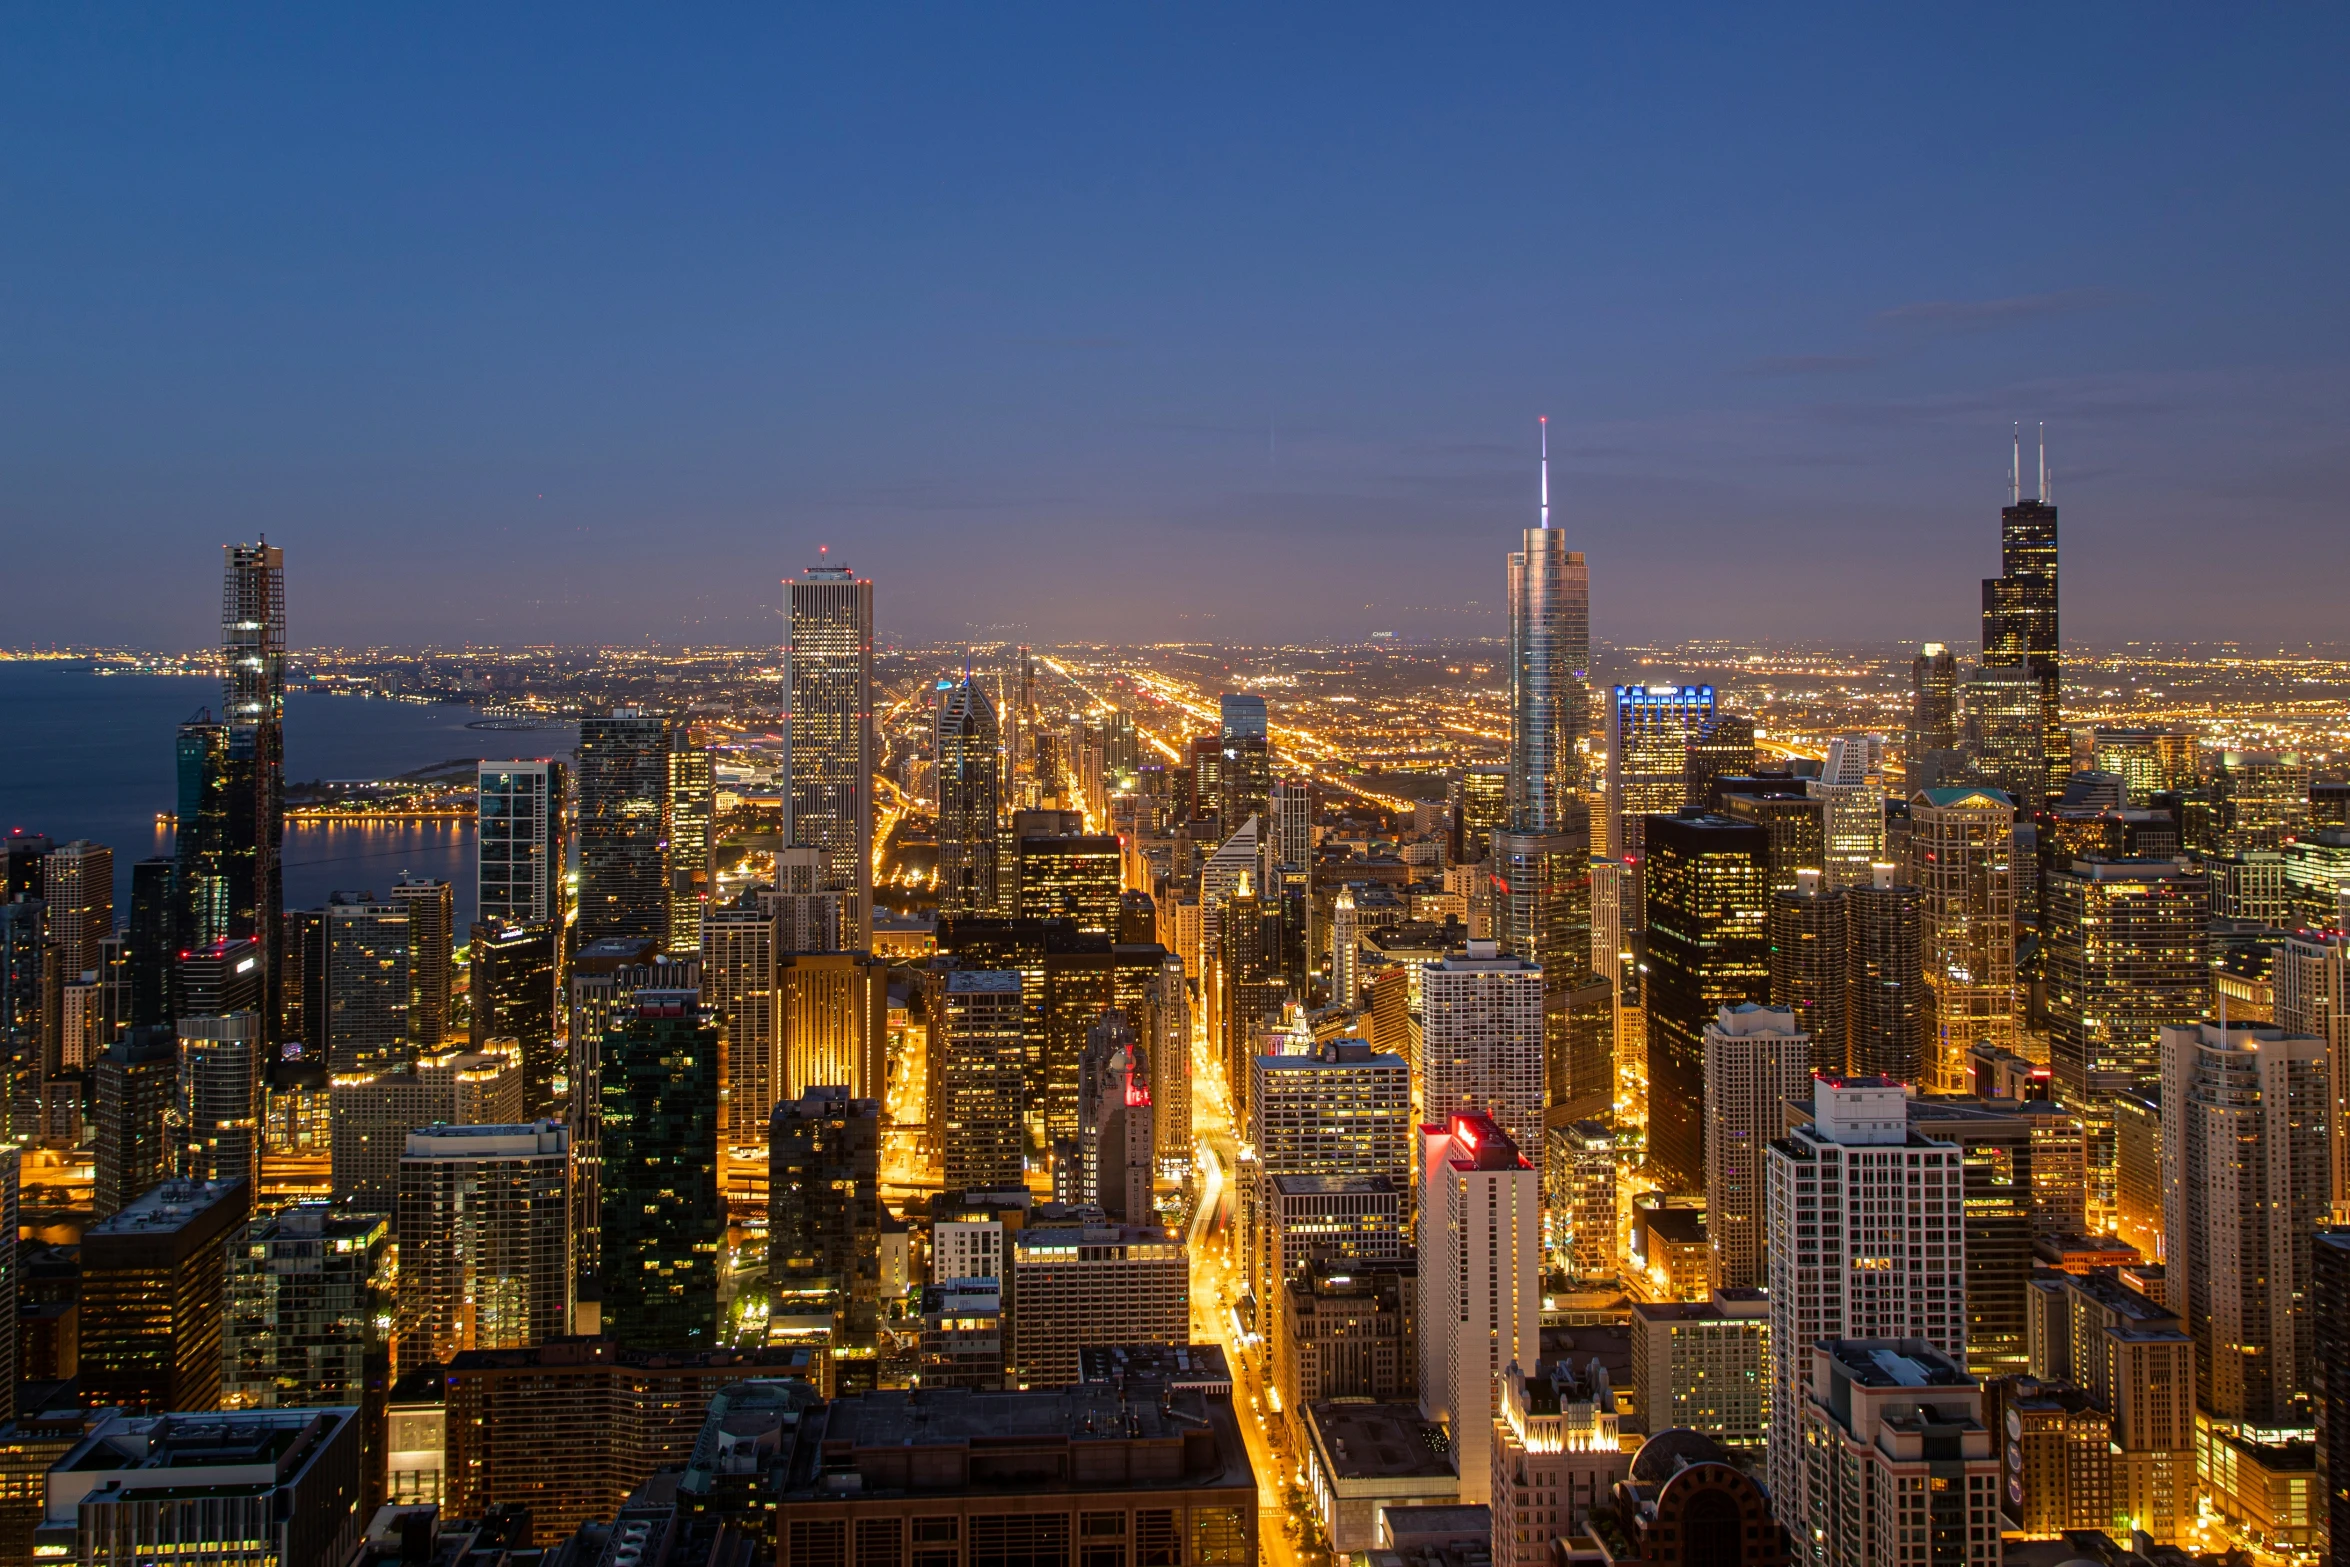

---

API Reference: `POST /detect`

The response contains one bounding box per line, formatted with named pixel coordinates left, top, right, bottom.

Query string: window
left=970, top=1513, right=1071, bottom=1567
left=858, top=1519, right=906, bottom=1567
left=1135, top=1511, right=1180, bottom=1567
left=791, top=1520, right=849, bottom=1567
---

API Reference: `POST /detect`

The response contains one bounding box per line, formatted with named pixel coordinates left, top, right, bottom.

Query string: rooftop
left=1824, top=1340, right=1973, bottom=1390
left=1306, top=1401, right=1453, bottom=1481
left=86, top=1179, right=245, bottom=1238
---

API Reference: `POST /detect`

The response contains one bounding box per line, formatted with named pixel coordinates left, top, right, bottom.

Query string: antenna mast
left=2010, top=424, right=2021, bottom=506
left=1539, top=416, right=1550, bottom=530
left=2038, top=423, right=2048, bottom=504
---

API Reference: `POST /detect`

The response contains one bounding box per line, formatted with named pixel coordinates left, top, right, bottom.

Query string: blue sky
left=5, top=7, right=2345, bottom=648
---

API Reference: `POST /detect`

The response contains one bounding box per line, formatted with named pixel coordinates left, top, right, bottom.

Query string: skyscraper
left=389, top=875, right=454, bottom=1051
left=786, top=558, right=875, bottom=945
left=576, top=711, right=676, bottom=948
left=222, top=1204, right=388, bottom=1412
left=768, top=1087, right=883, bottom=1393
left=1419, top=940, right=1545, bottom=1158
left=1963, top=664, right=2045, bottom=807
left=1910, top=787, right=2017, bottom=1093
left=1219, top=693, right=1272, bottom=830
left=324, top=893, right=409, bottom=1072
left=222, top=541, right=286, bottom=1044
left=1417, top=1111, right=1540, bottom=1506
left=2163, top=1021, right=2329, bottom=1429
left=1701, top=1003, right=1812, bottom=1292
left=470, top=919, right=560, bottom=1115
left=476, top=760, right=568, bottom=928
left=80, top=1175, right=253, bottom=1414
left=599, top=990, right=723, bottom=1348
left=2273, top=930, right=2350, bottom=1217
left=2046, top=858, right=2210, bottom=1106
left=1981, top=428, right=2063, bottom=804
left=936, top=675, right=1002, bottom=919
left=1843, top=869, right=1931, bottom=1083
left=177, top=1010, right=262, bottom=1189
left=1769, top=871, right=1847, bottom=1074
left=666, top=736, right=714, bottom=952
left=1508, top=420, right=1591, bottom=835
left=1244, top=1039, right=1411, bottom=1319
left=937, top=970, right=1026, bottom=1192
left=1908, top=642, right=1960, bottom=761
left=777, top=950, right=888, bottom=1102
left=42, top=840, right=112, bottom=980
left=396, top=1121, right=574, bottom=1366
left=1763, top=1076, right=1967, bottom=1518
left=1607, top=685, right=1714, bottom=860
left=701, top=893, right=779, bottom=1149
left=1642, top=812, right=1771, bottom=1193
left=95, top=1025, right=178, bottom=1218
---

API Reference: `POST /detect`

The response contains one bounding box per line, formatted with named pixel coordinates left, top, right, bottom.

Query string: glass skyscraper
left=576, top=712, right=675, bottom=948
left=1981, top=438, right=2063, bottom=804
left=222, top=542, right=286, bottom=1043
left=599, top=989, right=723, bottom=1349
left=786, top=560, right=875, bottom=945
left=935, top=675, right=1002, bottom=919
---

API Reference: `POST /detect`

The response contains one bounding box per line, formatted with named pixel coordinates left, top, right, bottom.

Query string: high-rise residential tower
left=1981, top=428, right=2063, bottom=803
left=1420, top=940, right=1546, bottom=1158
left=666, top=738, right=714, bottom=952
left=222, top=542, right=286, bottom=1044
left=786, top=558, right=875, bottom=946
left=397, top=1121, right=574, bottom=1366
left=1908, top=643, right=1960, bottom=761
left=1702, top=1003, right=1812, bottom=1292
left=390, top=875, right=455, bottom=1051
left=477, top=760, right=567, bottom=928
left=936, top=675, right=1002, bottom=919
left=1418, top=1112, right=1540, bottom=1507
left=1910, top=787, right=2017, bottom=1093
left=576, top=711, right=676, bottom=948
left=598, top=989, right=723, bottom=1349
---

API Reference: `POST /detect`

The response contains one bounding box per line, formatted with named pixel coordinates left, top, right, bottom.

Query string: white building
left=1418, top=1112, right=1540, bottom=1507
left=1419, top=941, right=1545, bottom=1157
left=1764, top=1076, right=1967, bottom=1521
left=1702, top=1003, right=1813, bottom=1292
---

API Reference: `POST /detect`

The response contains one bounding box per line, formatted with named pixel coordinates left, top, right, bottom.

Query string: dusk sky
left=6, top=8, right=2346, bottom=651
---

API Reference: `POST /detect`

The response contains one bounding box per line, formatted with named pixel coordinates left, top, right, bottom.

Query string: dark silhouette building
left=598, top=990, right=722, bottom=1350
left=1642, top=812, right=1770, bottom=1193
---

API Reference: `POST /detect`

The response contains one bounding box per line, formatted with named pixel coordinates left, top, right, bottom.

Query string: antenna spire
left=1538, top=416, right=1550, bottom=530
left=2010, top=423, right=2021, bottom=506
left=2037, top=422, right=2047, bottom=504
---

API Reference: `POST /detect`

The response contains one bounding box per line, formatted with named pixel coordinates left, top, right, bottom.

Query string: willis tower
left=1982, top=427, right=2062, bottom=805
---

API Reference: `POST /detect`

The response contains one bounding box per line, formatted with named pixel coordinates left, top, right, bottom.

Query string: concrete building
left=1907, top=788, right=2017, bottom=1093
left=1419, top=942, right=1545, bottom=1164
left=1490, top=1356, right=1630, bottom=1567
left=1418, top=1112, right=1540, bottom=1506
left=1302, top=1400, right=1459, bottom=1554
left=221, top=1204, right=389, bottom=1413
left=1628, top=1290, right=1771, bottom=1447
left=1763, top=1077, right=1966, bottom=1513
left=1794, top=1339, right=2000, bottom=1567
left=1007, top=1221, right=1186, bottom=1389
left=1244, top=1039, right=1411, bottom=1320
left=1701, top=1003, right=1812, bottom=1291
left=1275, top=1257, right=1418, bottom=1449
left=2023, top=1267, right=2197, bottom=1543
left=328, top=1042, right=524, bottom=1211
left=1582, top=1428, right=1790, bottom=1566
left=938, top=970, right=1027, bottom=1193
left=80, top=1177, right=253, bottom=1414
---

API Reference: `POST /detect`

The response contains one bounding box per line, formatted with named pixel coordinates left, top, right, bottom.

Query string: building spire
left=1538, top=415, right=1550, bottom=530
left=2010, top=423, right=2021, bottom=506
left=2037, top=422, right=2047, bottom=504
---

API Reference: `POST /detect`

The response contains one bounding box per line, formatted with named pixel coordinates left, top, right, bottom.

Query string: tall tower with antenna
left=1981, top=425, right=2062, bottom=804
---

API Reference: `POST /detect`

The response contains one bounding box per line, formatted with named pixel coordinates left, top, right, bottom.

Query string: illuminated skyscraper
left=1981, top=430, right=2063, bottom=804
left=1844, top=869, right=1930, bottom=1083
left=1508, top=420, right=1590, bottom=834
left=938, top=971, right=1026, bottom=1192
left=1642, top=812, right=1770, bottom=1194
left=42, top=840, right=112, bottom=980
left=666, top=738, right=714, bottom=952
left=2046, top=858, right=2211, bottom=1104
left=471, top=919, right=560, bottom=1115
left=1608, top=685, right=1715, bottom=860
left=397, top=1121, right=573, bottom=1366
left=599, top=989, right=723, bottom=1348
left=1908, top=643, right=1960, bottom=761
left=786, top=558, right=875, bottom=945
left=936, top=675, right=1002, bottom=919
left=1964, top=664, right=2044, bottom=807
left=389, top=875, right=454, bottom=1051
left=576, top=711, right=676, bottom=948
left=1702, top=1003, right=1811, bottom=1292
left=222, top=542, right=286, bottom=1043
left=1421, top=940, right=1546, bottom=1159
left=1770, top=871, right=1847, bottom=1075
left=477, top=760, right=567, bottom=928
left=1417, top=1111, right=1539, bottom=1506
left=1219, top=693, right=1272, bottom=830
left=1910, top=787, right=2018, bottom=1093
left=177, top=1010, right=262, bottom=1189
left=324, top=893, right=409, bottom=1073
left=1682, top=711, right=1756, bottom=809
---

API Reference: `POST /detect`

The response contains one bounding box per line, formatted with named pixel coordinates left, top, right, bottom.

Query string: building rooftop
left=85, top=1179, right=246, bottom=1238
left=1305, top=1401, right=1454, bottom=1482
left=1824, top=1340, right=1973, bottom=1390
left=1079, top=1343, right=1232, bottom=1392
left=946, top=969, right=1023, bottom=994
left=1269, top=1173, right=1403, bottom=1198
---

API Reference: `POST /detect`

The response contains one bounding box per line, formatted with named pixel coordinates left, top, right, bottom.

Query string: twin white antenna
left=1538, top=415, right=1550, bottom=530
left=2010, top=422, right=2052, bottom=505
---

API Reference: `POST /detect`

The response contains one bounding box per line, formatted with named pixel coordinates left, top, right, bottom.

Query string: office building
left=470, top=917, right=559, bottom=1114
left=1607, top=684, right=1715, bottom=859
left=2024, top=1268, right=2197, bottom=1544
left=1277, top=1258, right=1418, bottom=1441
left=2093, top=728, right=2196, bottom=805
left=1763, top=1076, right=1966, bottom=1511
left=221, top=1204, right=389, bottom=1411
left=1220, top=692, right=1274, bottom=830
left=2047, top=858, right=2210, bottom=1105
left=1702, top=1004, right=1812, bottom=1291
left=1266, top=1174, right=1409, bottom=1325
left=396, top=1121, right=573, bottom=1367
left=764, top=1377, right=1256, bottom=1567
left=2315, top=1231, right=2350, bottom=1564
left=278, top=906, right=322, bottom=1056
left=1008, top=1221, right=1187, bottom=1388
left=1491, top=1356, right=1633, bottom=1567
left=1419, top=940, right=1544, bottom=1159
left=211, top=543, right=288, bottom=1048
left=769, top=1088, right=883, bottom=1392
left=1844, top=869, right=1930, bottom=1083
left=328, top=1043, right=523, bottom=1210
left=565, top=944, right=695, bottom=1277
left=41, top=839, right=111, bottom=979
left=2161, top=1021, right=2328, bottom=1427
left=1456, top=766, right=1510, bottom=865
left=576, top=710, right=676, bottom=947
left=477, top=759, right=568, bottom=927
left=324, top=894, right=409, bottom=1073
left=1631, top=1192, right=1712, bottom=1304
left=1909, top=643, right=1960, bottom=761
left=1720, top=790, right=1825, bottom=894
left=667, top=737, right=714, bottom=951
left=600, top=989, right=723, bottom=1348
left=936, top=675, right=1002, bottom=919
left=442, top=1341, right=811, bottom=1540
left=1628, top=1291, right=1771, bottom=1448
left=1909, top=787, right=2017, bottom=1093
left=1770, top=873, right=1846, bottom=1075
left=937, top=969, right=1027, bottom=1191
left=2212, top=749, right=2311, bottom=855
left=94, top=1025, right=178, bottom=1218
left=1014, top=831, right=1123, bottom=935
left=37, top=1406, right=361, bottom=1567
left=388, top=875, right=454, bottom=1050
left=80, top=1176, right=252, bottom=1413
left=1813, top=776, right=1888, bottom=891
left=1242, top=1040, right=1411, bottom=1310
left=1685, top=711, right=1758, bottom=811
left=1417, top=1112, right=1539, bottom=1506
left=787, top=559, right=876, bottom=945
left=1643, top=811, right=1770, bottom=1193
left=127, top=856, right=175, bottom=1030
left=1795, top=1339, right=2000, bottom=1567
left=1964, top=664, right=2045, bottom=808
left=702, top=894, right=780, bottom=1148
left=177, top=1010, right=262, bottom=1189
left=1548, top=1117, right=1616, bottom=1283
left=1981, top=443, right=2063, bottom=804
